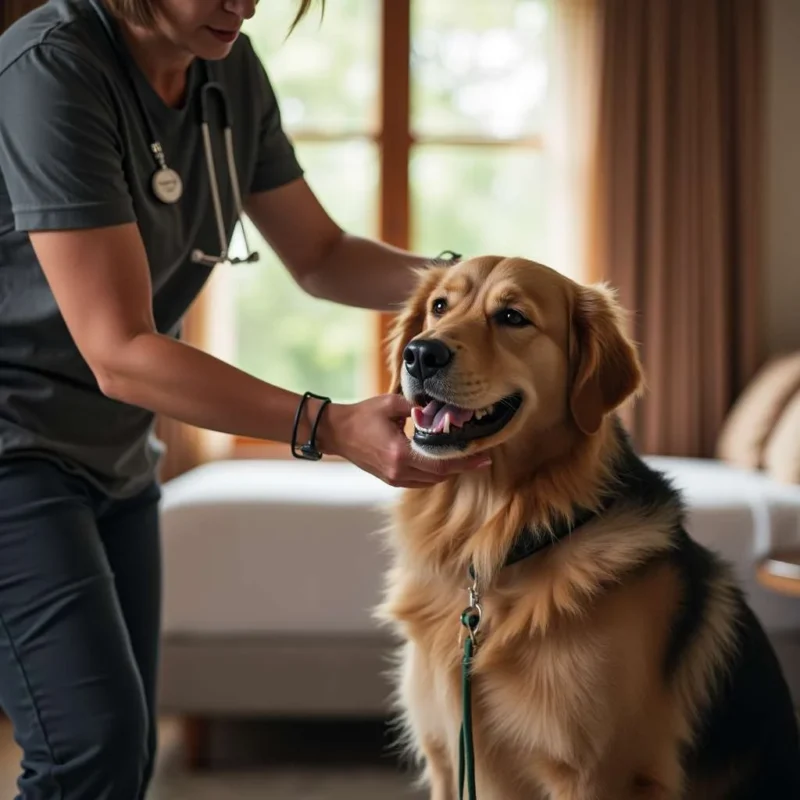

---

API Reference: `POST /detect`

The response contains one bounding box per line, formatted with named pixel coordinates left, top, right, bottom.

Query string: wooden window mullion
left=375, top=0, right=411, bottom=394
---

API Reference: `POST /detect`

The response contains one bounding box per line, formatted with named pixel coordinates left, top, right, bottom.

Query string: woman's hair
left=289, top=0, right=324, bottom=33
left=105, top=0, right=324, bottom=33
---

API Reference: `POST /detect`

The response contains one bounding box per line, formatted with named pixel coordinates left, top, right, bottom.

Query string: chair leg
left=182, top=715, right=211, bottom=769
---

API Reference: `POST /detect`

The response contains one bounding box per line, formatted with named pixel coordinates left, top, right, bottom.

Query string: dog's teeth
left=443, top=415, right=451, bottom=434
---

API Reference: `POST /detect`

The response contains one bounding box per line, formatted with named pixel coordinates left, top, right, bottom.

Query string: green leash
left=458, top=570, right=482, bottom=800
left=452, top=499, right=614, bottom=799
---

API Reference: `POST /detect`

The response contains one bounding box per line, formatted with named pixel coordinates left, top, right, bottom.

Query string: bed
left=156, top=455, right=800, bottom=730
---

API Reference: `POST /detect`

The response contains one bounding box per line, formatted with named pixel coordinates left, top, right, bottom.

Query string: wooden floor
left=0, top=716, right=426, bottom=799
left=3, top=712, right=798, bottom=797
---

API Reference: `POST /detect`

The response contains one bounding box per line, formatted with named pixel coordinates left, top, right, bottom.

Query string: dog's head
left=388, top=256, right=643, bottom=460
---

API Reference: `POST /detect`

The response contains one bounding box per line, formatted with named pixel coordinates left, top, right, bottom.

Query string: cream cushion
left=716, top=352, right=800, bottom=469
left=763, top=389, right=800, bottom=484
left=160, top=460, right=396, bottom=635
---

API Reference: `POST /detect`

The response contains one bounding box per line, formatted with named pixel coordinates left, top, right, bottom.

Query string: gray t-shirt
left=0, top=0, right=304, bottom=497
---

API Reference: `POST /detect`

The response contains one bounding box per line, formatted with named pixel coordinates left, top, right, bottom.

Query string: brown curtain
left=3, top=0, right=210, bottom=482
left=589, top=0, right=764, bottom=457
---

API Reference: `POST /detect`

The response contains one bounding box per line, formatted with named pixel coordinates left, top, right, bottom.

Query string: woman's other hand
left=318, top=394, right=491, bottom=488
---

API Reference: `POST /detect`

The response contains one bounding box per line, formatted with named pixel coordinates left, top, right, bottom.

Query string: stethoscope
left=192, top=79, right=259, bottom=266
left=90, top=0, right=259, bottom=267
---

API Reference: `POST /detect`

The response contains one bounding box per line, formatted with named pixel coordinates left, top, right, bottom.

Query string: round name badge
left=152, top=167, right=183, bottom=204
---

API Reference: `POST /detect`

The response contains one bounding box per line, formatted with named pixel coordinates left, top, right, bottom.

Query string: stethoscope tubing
left=193, top=81, right=257, bottom=266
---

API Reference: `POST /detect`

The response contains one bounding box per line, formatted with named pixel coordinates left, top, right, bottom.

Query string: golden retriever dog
left=374, top=255, right=800, bottom=799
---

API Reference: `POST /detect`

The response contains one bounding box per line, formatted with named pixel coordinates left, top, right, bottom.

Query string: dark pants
left=0, top=458, right=162, bottom=799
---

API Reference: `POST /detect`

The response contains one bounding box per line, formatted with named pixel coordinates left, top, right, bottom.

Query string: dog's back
left=679, top=550, right=800, bottom=797
left=603, top=433, right=800, bottom=797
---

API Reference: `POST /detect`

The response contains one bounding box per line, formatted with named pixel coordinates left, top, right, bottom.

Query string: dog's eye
left=495, top=308, right=530, bottom=327
left=431, top=298, right=448, bottom=316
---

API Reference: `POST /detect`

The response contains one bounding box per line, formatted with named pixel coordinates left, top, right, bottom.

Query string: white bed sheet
left=159, top=457, right=800, bottom=636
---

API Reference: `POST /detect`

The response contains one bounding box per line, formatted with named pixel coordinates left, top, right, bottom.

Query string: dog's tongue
left=411, top=400, right=474, bottom=432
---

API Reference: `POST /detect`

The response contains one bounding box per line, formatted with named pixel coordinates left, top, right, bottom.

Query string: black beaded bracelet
left=291, top=391, right=331, bottom=460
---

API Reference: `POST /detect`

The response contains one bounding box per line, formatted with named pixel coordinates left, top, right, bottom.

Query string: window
left=226, top=0, right=555, bottom=442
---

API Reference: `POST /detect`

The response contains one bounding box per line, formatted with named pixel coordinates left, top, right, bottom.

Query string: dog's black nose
left=403, top=339, right=453, bottom=381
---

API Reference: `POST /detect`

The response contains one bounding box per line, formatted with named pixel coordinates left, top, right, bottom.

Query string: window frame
left=232, top=0, right=545, bottom=456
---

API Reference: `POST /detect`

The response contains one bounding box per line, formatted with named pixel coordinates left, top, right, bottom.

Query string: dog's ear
left=568, top=282, right=644, bottom=435
left=385, top=266, right=447, bottom=394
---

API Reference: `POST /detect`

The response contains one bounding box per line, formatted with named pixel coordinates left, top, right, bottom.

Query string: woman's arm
left=29, top=223, right=311, bottom=442
left=28, top=223, right=488, bottom=487
left=243, top=178, right=442, bottom=311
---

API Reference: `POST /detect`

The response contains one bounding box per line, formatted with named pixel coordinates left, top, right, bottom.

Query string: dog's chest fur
left=394, top=582, right=612, bottom=765
left=377, top=505, right=689, bottom=797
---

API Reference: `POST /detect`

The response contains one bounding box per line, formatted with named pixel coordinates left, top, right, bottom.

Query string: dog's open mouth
left=410, top=393, right=523, bottom=447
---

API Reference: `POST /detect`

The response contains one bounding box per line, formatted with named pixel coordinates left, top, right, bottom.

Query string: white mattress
left=159, top=457, right=800, bottom=636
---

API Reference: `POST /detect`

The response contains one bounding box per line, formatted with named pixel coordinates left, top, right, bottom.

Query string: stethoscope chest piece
left=152, top=166, right=183, bottom=204
left=150, top=141, right=183, bottom=204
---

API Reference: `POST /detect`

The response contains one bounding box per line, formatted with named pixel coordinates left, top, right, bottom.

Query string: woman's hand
left=318, top=394, right=491, bottom=488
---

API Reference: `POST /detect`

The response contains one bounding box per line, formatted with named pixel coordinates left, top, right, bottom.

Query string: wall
left=764, top=0, right=800, bottom=357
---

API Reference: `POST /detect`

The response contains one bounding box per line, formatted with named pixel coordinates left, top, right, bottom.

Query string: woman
left=0, top=0, right=490, bottom=796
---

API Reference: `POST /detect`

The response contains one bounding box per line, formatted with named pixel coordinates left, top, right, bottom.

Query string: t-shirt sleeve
left=0, top=44, right=136, bottom=232
left=246, top=46, right=304, bottom=194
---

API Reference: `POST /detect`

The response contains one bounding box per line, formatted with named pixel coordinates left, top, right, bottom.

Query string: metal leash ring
left=460, top=603, right=482, bottom=645
left=460, top=575, right=483, bottom=646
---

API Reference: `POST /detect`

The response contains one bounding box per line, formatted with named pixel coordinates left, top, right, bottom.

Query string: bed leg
left=182, top=715, right=212, bottom=769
